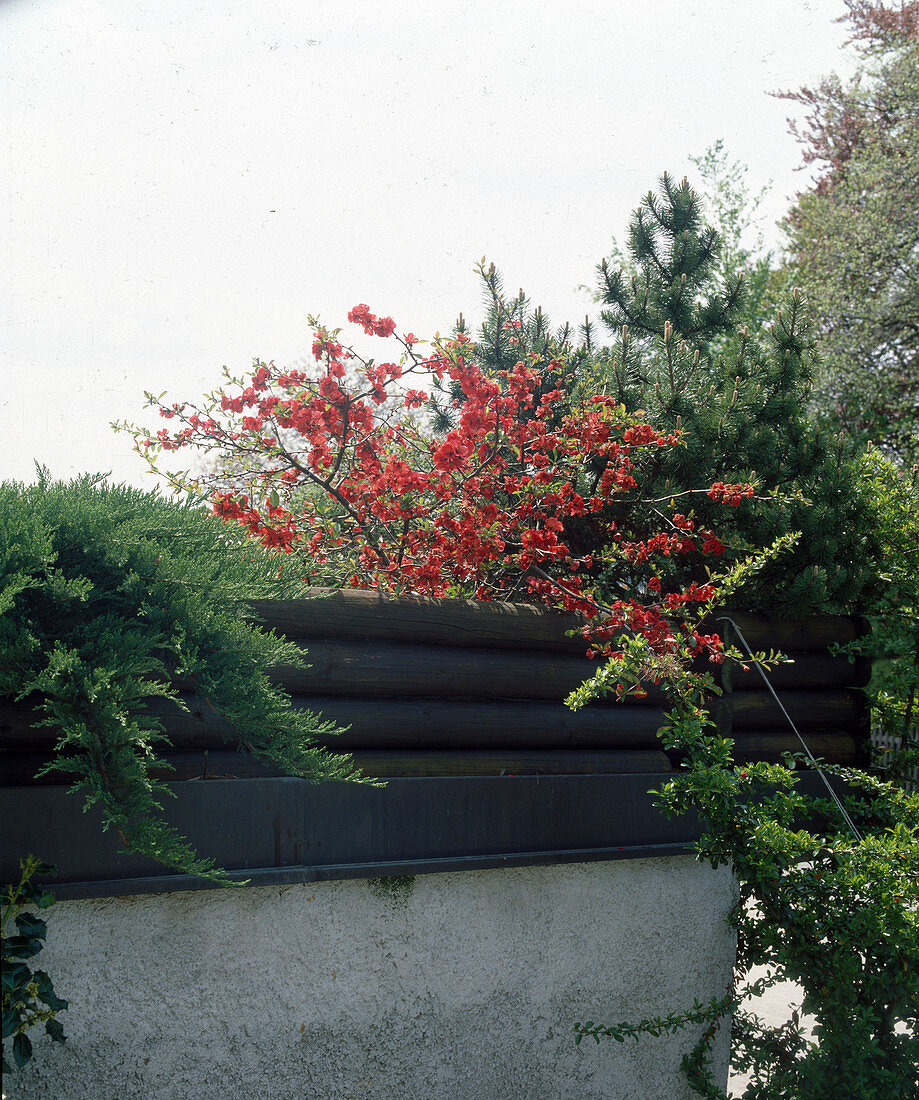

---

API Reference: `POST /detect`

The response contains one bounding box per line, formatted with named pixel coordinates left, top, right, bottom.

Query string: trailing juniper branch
left=0, top=471, right=374, bottom=886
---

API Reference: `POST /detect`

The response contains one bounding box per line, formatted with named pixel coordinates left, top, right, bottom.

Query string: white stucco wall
left=5, top=857, right=736, bottom=1100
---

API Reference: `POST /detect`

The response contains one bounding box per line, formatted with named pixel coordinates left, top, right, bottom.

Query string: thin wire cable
left=719, top=616, right=864, bottom=843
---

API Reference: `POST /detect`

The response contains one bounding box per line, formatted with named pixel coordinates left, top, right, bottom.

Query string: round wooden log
left=263, top=641, right=867, bottom=701
left=0, top=698, right=231, bottom=752
left=708, top=609, right=864, bottom=650
left=725, top=653, right=871, bottom=692
left=0, top=703, right=40, bottom=748
left=247, top=591, right=587, bottom=653
left=0, top=749, right=281, bottom=786
left=0, top=694, right=669, bottom=752
left=264, top=640, right=667, bottom=703
left=249, top=591, right=864, bottom=653
left=346, top=749, right=672, bottom=777
left=1, top=687, right=865, bottom=753
left=302, top=697, right=670, bottom=750
left=727, top=732, right=861, bottom=764
left=0, top=746, right=672, bottom=785
left=715, top=690, right=864, bottom=732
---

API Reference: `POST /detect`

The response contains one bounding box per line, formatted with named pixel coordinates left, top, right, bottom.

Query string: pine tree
left=454, top=175, right=883, bottom=615
left=430, top=259, right=577, bottom=434
left=592, top=174, right=883, bottom=614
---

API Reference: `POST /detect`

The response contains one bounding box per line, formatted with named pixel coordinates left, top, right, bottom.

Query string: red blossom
left=708, top=481, right=755, bottom=506
left=404, top=389, right=428, bottom=409
left=137, top=307, right=753, bottom=677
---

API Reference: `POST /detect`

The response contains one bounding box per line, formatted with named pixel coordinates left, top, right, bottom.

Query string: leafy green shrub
left=780, top=8, right=919, bottom=465
left=844, top=449, right=919, bottom=789
left=2, top=856, right=67, bottom=1076
left=446, top=176, right=883, bottom=616
left=0, top=471, right=369, bottom=884
left=571, top=622, right=919, bottom=1098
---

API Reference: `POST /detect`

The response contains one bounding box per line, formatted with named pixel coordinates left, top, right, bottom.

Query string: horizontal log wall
left=0, top=590, right=870, bottom=785
left=713, top=611, right=869, bottom=764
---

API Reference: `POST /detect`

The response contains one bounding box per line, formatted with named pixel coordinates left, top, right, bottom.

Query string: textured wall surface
left=5, top=857, right=736, bottom=1100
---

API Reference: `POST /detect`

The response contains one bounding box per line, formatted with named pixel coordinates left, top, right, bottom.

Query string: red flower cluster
left=347, top=303, right=397, bottom=338
left=707, top=481, right=755, bottom=505
left=212, top=494, right=299, bottom=550
left=135, top=304, right=740, bottom=675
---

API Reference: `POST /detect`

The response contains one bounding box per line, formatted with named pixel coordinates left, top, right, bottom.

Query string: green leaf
left=2, top=935, right=43, bottom=960
left=34, top=971, right=68, bottom=1012
left=15, top=913, right=47, bottom=941
left=45, top=1017, right=66, bottom=1044
left=1, top=961, right=31, bottom=992
left=12, top=1031, right=33, bottom=1069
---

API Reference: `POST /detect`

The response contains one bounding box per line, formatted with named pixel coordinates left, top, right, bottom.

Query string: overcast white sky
left=2, top=0, right=856, bottom=488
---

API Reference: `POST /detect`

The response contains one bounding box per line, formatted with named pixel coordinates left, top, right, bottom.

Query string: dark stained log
left=259, top=639, right=867, bottom=702
left=708, top=609, right=864, bottom=651
left=1, top=749, right=62, bottom=786
left=0, top=689, right=865, bottom=755
left=714, top=690, right=864, bottom=733
left=6, top=728, right=867, bottom=785
left=0, top=749, right=286, bottom=786
left=0, top=747, right=672, bottom=786
left=0, top=695, right=670, bottom=752
left=0, top=688, right=866, bottom=753
left=248, top=591, right=864, bottom=653
left=247, top=591, right=587, bottom=653
left=263, top=640, right=667, bottom=703
left=0, top=594, right=870, bottom=793
left=267, top=696, right=671, bottom=750
left=727, top=732, right=861, bottom=764
left=0, top=703, right=42, bottom=747
left=724, top=653, right=871, bottom=691
left=0, top=697, right=232, bottom=751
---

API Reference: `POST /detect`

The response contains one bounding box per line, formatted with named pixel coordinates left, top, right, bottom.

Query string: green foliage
left=597, top=171, right=744, bottom=350
left=575, top=995, right=733, bottom=1045
left=781, top=11, right=919, bottom=464
left=716, top=764, right=919, bottom=1099
left=0, top=471, right=370, bottom=884
left=564, top=533, right=799, bottom=712
left=454, top=173, right=919, bottom=1090
left=571, top=622, right=919, bottom=1098
left=456, top=174, right=882, bottom=615
left=842, top=449, right=919, bottom=786
left=685, top=142, right=794, bottom=362
left=2, top=856, right=67, bottom=1076
left=575, top=996, right=734, bottom=1100
left=590, top=174, right=881, bottom=616
left=431, top=258, right=577, bottom=433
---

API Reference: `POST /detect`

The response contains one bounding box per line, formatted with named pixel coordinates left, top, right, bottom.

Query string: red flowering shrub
left=129, top=305, right=762, bottom=685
